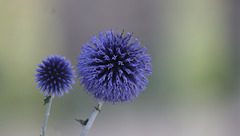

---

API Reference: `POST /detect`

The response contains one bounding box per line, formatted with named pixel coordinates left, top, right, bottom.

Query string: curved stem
left=81, top=101, right=104, bottom=136
left=42, top=97, right=53, bottom=136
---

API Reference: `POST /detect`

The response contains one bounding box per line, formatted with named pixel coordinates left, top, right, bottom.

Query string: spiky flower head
left=77, top=30, right=152, bottom=103
left=35, top=55, right=75, bottom=97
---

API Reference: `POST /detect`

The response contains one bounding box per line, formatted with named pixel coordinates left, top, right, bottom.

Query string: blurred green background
left=0, top=0, right=239, bottom=136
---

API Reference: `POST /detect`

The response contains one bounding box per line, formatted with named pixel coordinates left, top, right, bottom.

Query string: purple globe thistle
left=77, top=30, right=152, bottom=103
left=35, top=55, right=75, bottom=97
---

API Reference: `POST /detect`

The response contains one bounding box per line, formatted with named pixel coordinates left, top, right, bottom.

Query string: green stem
left=42, top=97, right=53, bottom=136
left=81, top=101, right=104, bottom=136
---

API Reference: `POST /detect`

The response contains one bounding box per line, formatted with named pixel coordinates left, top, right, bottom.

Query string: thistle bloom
left=35, top=55, right=75, bottom=97
left=77, top=30, right=152, bottom=103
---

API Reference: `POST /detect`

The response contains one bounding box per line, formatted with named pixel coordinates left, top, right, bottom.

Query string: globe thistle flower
left=35, top=55, right=75, bottom=97
left=77, top=30, right=152, bottom=103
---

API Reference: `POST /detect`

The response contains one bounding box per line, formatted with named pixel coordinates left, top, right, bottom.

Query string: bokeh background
left=1, top=0, right=240, bottom=136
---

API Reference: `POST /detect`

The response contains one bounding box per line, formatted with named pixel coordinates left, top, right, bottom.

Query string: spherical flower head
left=35, top=55, right=75, bottom=97
left=77, top=30, right=152, bottom=103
